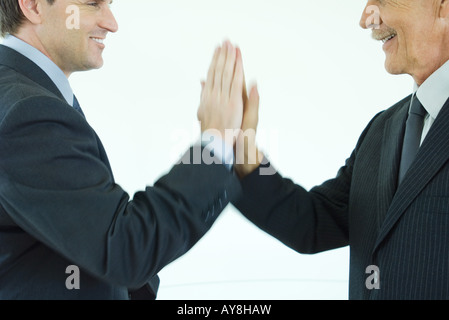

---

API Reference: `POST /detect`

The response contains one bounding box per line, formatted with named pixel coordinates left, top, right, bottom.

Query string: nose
left=359, top=1, right=381, bottom=30
left=99, top=5, right=119, bottom=33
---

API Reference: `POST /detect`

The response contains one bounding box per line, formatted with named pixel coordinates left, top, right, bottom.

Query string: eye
left=87, top=1, right=99, bottom=7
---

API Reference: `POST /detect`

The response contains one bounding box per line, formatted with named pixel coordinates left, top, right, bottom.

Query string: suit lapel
left=0, top=45, right=64, bottom=101
left=0, top=45, right=114, bottom=176
left=373, top=96, right=449, bottom=253
left=375, top=98, right=409, bottom=228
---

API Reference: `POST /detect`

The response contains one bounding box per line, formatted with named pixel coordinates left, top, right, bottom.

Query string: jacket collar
left=0, top=44, right=65, bottom=101
left=373, top=95, right=449, bottom=253
left=375, top=96, right=410, bottom=230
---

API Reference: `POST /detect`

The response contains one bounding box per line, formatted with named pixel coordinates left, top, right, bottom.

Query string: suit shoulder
left=363, top=94, right=412, bottom=129
left=354, top=95, right=411, bottom=151
left=375, top=94, right=412, bottom=120
left=0, top=95, right=83, bottom=133
left=0, top=65, right=62, bottom=119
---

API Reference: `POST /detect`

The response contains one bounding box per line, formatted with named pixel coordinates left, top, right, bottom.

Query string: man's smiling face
left=36, top=0, right=118, bottom=76
left=360, top=0, right=449, bottom=85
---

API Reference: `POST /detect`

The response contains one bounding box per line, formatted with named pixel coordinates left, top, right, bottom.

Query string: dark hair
left=0, top=0, right=55, bottom=37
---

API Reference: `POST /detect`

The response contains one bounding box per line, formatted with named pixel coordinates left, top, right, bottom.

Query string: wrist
left=201, top=130, right=234, bottom=170
left=234, top=150, right=264, bottom=179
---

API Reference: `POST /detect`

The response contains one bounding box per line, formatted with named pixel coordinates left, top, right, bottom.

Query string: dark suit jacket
left=234, top=94, right=449, bottom=299
left=0, top=45, right=241, bottom=299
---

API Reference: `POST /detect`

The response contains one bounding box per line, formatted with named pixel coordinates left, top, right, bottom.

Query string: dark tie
left=398, top=97, right=427, bottom=183
left=72, top=95, right=85, bottom=117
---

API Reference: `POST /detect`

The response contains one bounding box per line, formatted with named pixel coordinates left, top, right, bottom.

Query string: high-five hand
left=197, top=40, right=244, bottom=147
left=234, top=81, right=264, bottom=178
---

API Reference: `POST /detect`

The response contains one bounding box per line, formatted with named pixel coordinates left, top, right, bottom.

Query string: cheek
left=61, top=30, right=83, bottom=51
left=401, top=32, right=432, bottom=63
left=394, top=30, right=414, bottom=60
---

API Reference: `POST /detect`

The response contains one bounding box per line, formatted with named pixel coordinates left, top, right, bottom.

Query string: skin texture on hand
left=197, top=41, right=244, bottom=148
left=198, top=41, right=263, bottom=178
left=234, top=83, right=264, bottom=179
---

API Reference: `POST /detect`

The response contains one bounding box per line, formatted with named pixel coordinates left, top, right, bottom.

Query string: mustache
left=371, top=26, right=397, bottom=41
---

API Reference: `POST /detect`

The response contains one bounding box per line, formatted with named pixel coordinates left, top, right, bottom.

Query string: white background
left=36, top=0, right=413, bottom=299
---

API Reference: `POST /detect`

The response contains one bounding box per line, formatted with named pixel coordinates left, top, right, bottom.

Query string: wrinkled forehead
left=368, top=0, right=431, bottom=8
left=364, top=0, right=441, bottom=17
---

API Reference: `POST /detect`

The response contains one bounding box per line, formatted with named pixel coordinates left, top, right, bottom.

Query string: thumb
left=200, top=80, right=206, bottom=95
left=197, top=80, right=206, bottom=121
left=242, top=84, right=260, bottom=132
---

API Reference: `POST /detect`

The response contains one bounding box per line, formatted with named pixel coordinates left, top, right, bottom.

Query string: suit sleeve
left=233, top=112, right=383, bottom=254
left=0, top=96, right=241, bottom=289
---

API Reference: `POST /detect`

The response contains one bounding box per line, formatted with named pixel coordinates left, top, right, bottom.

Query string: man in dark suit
left=0, top=0, right=245, bottom=299
left=233, top=0, right=449, bottom=299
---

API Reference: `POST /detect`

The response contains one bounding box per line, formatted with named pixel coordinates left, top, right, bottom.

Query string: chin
left=384, top=59, right=405, bottom=76
left=96, top=58, right=105, bottom=69
left=87, top=59, right=104, bottom=70
left=77, top=63, right=103, bottom=73
left=94, top=61, right=104, bottom=69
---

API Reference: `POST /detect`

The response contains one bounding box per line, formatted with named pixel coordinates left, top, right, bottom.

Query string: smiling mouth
left=90, top=37, right=104, bottom=44
left=381, top=33, right=397, bottom=43
left=372, top=28, right=397, bottom=44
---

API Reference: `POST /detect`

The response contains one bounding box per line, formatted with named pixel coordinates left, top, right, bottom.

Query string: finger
left=200, top=80, right=206, bottom=96
left=197, top=100, right=204, bottom=121
left=242, top=72, right=248, bottom=106
left=198, top=81, right=206, bottom=121
left=197, top=107, right=202, bottom=121
left=222, top=42, right=237, bottom=98
left=248, top=85, right=260, bottom=114
left=199, top=80, right=206, bottom=103
left=242, top=85, right=260, bottom=131
left=230, top=47, right=244, bottom=103
left=214, top=41, right=229, bottom=94
left=205, top=46, right=221, bottom=93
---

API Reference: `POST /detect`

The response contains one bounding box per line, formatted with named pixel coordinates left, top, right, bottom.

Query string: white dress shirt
left=1, top=35, right=74, bottom=106
left=414, top=59, right=449, bottom=145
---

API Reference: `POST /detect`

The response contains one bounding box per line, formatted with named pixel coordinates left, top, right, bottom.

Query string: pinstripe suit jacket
left=234, top=94, right=449, bottom=299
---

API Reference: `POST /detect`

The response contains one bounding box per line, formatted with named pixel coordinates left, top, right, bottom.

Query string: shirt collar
left=413, top=59, right=449, bottom=120
left=1, top=35, right=74, bottom=106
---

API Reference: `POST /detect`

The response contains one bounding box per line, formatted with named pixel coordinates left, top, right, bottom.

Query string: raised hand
left=197, top=40, right=244, bottom=148
left=234, top=81, right=264, bottom=178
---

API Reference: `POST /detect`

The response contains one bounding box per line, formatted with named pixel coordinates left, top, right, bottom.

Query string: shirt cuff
left=200, top=131, right=234, bottom=171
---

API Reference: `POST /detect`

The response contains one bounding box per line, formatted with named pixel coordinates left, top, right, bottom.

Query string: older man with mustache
left=234, top=0, right=449, bottom=299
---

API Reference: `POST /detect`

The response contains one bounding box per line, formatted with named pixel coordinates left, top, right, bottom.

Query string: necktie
left=398, top=97, right=427, bottom=183
left=72, top=95, right=85, bottom=118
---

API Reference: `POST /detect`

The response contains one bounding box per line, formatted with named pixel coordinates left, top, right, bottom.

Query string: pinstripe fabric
left=234, top=94, right=449, bottom=300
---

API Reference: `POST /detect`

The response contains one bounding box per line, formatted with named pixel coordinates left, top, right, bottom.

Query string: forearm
left=104, top=152, right=241, bottom=287
left=233, top=161, right=350, bottom=254
left=0, top=99, right=241, bottom=288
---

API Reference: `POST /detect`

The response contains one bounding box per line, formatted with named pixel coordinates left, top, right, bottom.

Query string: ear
left=440, top=0, right=449, bottom=19
left=18, top=0, right=43, bottom=25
